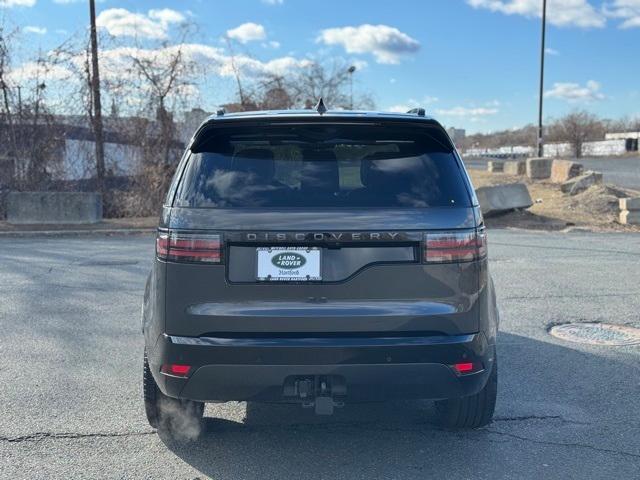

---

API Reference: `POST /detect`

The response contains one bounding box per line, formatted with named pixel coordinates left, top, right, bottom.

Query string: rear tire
left=143, top=350, right=204, bottom=439
left=435, top=357, right=497, bottom=429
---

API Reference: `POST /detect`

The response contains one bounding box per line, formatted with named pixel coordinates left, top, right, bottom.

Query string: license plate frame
left=256, top=247, right=321, bottom=281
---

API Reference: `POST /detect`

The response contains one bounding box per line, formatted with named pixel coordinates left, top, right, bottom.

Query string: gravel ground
left=1, top=232, right=639, bottom=479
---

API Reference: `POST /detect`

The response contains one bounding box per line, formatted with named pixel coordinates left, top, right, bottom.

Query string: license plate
left=256, top=247, right=321, bottom=281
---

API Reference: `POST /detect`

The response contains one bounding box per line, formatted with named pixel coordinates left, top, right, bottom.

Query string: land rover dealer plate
left=256, top=247, right=321, bottom=281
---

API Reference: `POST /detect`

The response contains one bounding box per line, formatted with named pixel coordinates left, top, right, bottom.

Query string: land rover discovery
left=142, top=105, right=499, bottom=435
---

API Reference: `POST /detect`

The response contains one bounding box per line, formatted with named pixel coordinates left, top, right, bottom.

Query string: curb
left=0, top=228, right=155, bottom=238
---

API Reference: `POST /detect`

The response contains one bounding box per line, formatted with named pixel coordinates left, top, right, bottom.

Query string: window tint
left=175, top=124, right=471, bottom=208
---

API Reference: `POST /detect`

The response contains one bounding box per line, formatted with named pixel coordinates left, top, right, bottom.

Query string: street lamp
left=347, top=65, right=356, bottom=110
left=537, top=0, right=547, bottom=158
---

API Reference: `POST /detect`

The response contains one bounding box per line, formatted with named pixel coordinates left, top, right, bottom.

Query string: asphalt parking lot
left=463, top=156, right=640, bottom=190
left=1, top=230, right=640, bottom=479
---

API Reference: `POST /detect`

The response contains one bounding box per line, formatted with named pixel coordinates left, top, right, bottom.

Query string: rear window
left=175, top=123, right=471, bottom=208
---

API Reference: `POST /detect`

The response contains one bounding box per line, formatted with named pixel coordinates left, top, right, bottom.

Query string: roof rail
left=406, top=107, right=425, bottom=116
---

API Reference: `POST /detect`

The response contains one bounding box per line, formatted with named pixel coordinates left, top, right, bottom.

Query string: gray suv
left=142, top=106, right=499, bottom=436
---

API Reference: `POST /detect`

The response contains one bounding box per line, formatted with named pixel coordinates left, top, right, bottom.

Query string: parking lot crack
left=493, top=415, right=588, bottom=425
left=0, top=430, right=155, bottom=444
left=504, top=293, right=639, bottom=300
left=484, top=428, right=640, bottom=459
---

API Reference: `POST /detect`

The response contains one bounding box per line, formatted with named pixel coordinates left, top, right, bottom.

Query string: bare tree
left=548, top=110, right=604, bottom=158
left=0, top=26, right=20, bottom=185
left=0, top=27, right=62, bottom=192
left=224, top=38, right=254, bottom=110
left=461, top=124, right=538, bottom=151
left=287, top=61, right=354, bottom=109
left=256, top=75, right=293, bottom=110
left=225, top=59, right=374, bottom=112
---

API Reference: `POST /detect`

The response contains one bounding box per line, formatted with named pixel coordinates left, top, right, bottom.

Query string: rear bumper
left=148, top=332, right=494, bottom=403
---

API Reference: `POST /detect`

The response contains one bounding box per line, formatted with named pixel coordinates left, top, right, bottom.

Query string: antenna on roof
left=216, top=108, right=225, bottom=116
left=315, top=97, right=327, bottom=115
left=407, top=107, right=425, bottom=116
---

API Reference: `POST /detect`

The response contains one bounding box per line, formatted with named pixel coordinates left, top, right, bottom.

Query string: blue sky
left=3, top=0, right=640, bottom=133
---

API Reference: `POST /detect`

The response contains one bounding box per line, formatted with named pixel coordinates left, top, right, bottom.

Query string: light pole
left=348, top=65, right=356, bottom=109
left=16, top=85, right=22, bottom=116
left=537, top=0, right=547, bottom=158
left=89, top=0, right=105, bottom=191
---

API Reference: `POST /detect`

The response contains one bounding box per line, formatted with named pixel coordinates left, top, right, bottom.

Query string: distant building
left=446, top=127, right=466, bottom=146
left=463, top=145, right=533, bottom=159
left=0, top=113, right=185, bottom=182
left=605, top=131, right=640, bottom=140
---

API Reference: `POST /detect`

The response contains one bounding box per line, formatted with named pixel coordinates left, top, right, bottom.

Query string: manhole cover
left=549, top=323, right=640, bottom=346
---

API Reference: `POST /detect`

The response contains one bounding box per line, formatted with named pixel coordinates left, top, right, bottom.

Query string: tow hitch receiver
left=284, top=376, right=346, bottom=415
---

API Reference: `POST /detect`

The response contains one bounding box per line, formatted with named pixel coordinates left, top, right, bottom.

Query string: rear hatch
left=160, top=118, right=484, bottom=337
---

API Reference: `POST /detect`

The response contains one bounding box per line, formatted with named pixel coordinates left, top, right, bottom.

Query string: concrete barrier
left=476, top=183, right=533, bottom=216
left=619, top=197, right=640, bottom=211
left=504, top=160, right=526, bottom=175
left=550, top=160, right=584, bottom=183
left=526, top=157, right=553, bottom=180
left=560, top=171, right=603, bottom=195
left=619, top=197, right=640, bottom=225
left=7, top=192, right=103, bottom=224
left=487, top=161, right=504, bottom=173
left=620, top=210, right=640, bottom=225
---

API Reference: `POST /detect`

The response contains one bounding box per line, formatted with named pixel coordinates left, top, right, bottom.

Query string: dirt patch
left=468, top=170, right=640, bottom=232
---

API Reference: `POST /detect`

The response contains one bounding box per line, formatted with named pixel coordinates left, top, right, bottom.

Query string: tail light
left=161, top=364, right=192, bottom=377
left=451, top=362, right=482, bottom=375
left=156, top=231, right=223, bottom=263
left=423, top=228, right=487, bottom=263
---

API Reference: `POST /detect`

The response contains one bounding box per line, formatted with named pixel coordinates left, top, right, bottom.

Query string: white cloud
left=246, top=55, right=313, bottom=76
left=545, top=47, right=560, bottom=55
left=604, top=0, right=640, bottom=28
left=96, top=8, right=185, bottom=39
left=467, top=0, right=605, bottom=28
left=386, top=104, right=411, bottom=113
left=0, top=0, right=34, bottom=6
left=386, top=96, right=438, bottom=113
left=0, top=0, right=35, bottom=7
left=435, top=106, right=499, bottom=116
left=262, top=40, right=281, bottom=49
left=6, top=61, right=71, bottom=85
left=317, top=24, right=420, bottom=64
left=24, top=25, right=46, bottom=34
left=8, top=41, right=316, bottom=110
left=226, top=22, right=266, bottom=43
left=261, top=0, right=284, bottom=4
left=53, top=0, right=106, bottom=3
left=544, top=80, right=605, bottom=101
left=94, top=43, right=313, bottom=82
left=148, top=8, right=186, bottom=27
